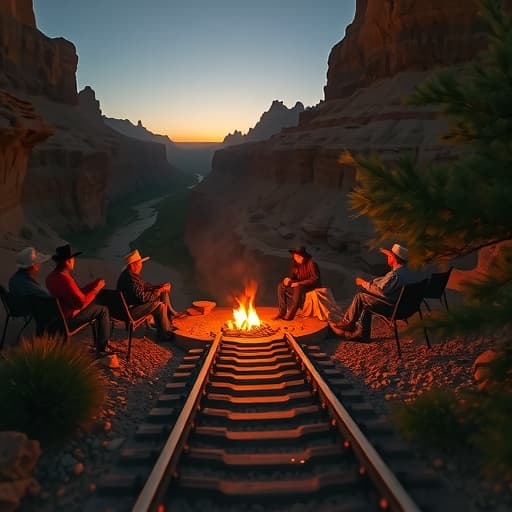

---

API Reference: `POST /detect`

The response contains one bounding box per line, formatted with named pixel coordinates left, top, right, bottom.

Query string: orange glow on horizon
left=169, top=132, right=225, bottom=143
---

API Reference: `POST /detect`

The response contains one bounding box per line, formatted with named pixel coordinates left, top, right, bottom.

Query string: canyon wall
left=0, top=2, right=180, bottom=235
left=0, top=91, right=51, bottom=233
left=185, top=0, right=496, bottom=305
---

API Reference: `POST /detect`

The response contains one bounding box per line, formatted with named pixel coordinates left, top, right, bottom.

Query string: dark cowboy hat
left=288, top=246, right=311, bottom=258
left=52, top=244, right=83, bottom=262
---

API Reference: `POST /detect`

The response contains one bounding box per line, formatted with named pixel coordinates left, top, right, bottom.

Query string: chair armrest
left=359, top=291, right=394, bottom=307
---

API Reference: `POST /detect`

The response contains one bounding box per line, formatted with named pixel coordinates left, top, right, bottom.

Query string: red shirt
left=46, top=270, right=98, bottom=318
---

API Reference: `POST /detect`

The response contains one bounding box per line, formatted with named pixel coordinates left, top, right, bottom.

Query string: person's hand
left=355, top=277, right=366, bottom=288
left=96, top=279, right=106, bottom=291
left=160, top=282, right=171, bottom=293
left=290, top=282, right=299, bottom=288
left=283, top=277, right=291, bottom=287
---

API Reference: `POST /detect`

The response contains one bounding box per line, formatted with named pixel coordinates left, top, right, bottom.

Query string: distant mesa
left=223, top=100, right=304, bottom=146
left=103, top=115, right=218, bottom=175
left=103, top=116, right=175, bottom=147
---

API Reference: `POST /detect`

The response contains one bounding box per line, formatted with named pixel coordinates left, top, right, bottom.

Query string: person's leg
left=152, top=302, right=172, bottom=336
left=71, top=303, right=110, bottom=352
left=358, top=310, right=372, bottom=338
left=275, top=282, right=288, bottom=318
left=337, top=293, right=364, bottom=331
left=130, top=302, right=159, bottom=321
left=284, top=286, right=303, bottom=320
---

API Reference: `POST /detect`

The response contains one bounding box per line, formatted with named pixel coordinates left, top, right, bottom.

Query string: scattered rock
left=105, top=438, right=126, bottom=452
left=72, top=463, right=84, bottom=476
left=473, top=349, right=497, bottom=391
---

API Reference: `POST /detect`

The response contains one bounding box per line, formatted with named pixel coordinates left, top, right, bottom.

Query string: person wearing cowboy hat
left=116, top=249, right=176, bottom=342
left=330, top=243, right=416, bottom=339
left=273, top=246, right=321, bottom=321
left=46, top=244, right=111, bottom=354
left=8, top=247, right=52, bottom=316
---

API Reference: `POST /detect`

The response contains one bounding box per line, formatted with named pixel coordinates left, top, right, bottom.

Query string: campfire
left=222, top=282, right=278, bottom=338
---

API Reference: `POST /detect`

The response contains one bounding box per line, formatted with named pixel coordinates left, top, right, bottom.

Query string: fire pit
left=172, top=307, right=329, bottom=348
left=221, top=322, right=278, bottom=338
left=171, top=282, right=329, bottom=349
left=221, top=282, right=279, bottom=338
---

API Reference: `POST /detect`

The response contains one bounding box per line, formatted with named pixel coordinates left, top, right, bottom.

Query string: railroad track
left=87, top=333, right=458, bottom=512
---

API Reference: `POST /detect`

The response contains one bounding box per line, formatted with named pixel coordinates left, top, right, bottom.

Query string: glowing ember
left=227, top=281, right=261, bottom=331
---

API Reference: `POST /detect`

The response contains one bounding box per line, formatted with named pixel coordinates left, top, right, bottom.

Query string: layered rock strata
left=0, top=2, right=180, bottom=233
left=186, top=1, right=496, bottom=304
left=0, top=90, right=51, bottom=233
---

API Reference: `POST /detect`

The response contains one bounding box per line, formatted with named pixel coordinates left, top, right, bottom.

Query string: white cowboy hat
left=16, top=247, right=51, bottom=269
left=380, top=243, right=409, bottom=261
left=123, top=249, right=150, bottom=268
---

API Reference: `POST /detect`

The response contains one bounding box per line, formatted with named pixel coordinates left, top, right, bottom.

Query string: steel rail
left=284, top=332, right=421, bottom=512
left=132, top=333, right=222, bottom=512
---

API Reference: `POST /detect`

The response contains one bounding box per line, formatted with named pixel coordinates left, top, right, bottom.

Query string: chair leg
left=418, top=309, right=431, bottom=349
left=127, top=324, right=133, bottom=361
left=442, top=291, right=449, bottom=311
left=16, top=317, right=32, bottom=343
left=393, top=321, right=402, bottom=358
left=422, top=299, right=431, bottom=313
left=1, top=315, right=10, bottom=351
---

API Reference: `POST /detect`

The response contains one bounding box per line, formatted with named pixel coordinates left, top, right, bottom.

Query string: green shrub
left=392, top=388, right=470, bottom=452
left=471, top=390, right=512, bottom=479
left=0, top=335, right=107, bottom=445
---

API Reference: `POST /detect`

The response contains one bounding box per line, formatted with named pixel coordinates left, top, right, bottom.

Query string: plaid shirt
left=289, top=258, right=321, bottom=288
left=116, top=269, right=159, bottom=306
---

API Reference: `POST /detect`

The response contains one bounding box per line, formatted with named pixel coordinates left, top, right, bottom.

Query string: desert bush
left=0, top=335, right=107, bottom=445
left=470, top=388, right=512, bottom=478
left=392, top=388, right=471, bottom=452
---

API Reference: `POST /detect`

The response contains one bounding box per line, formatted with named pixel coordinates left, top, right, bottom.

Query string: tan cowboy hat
left=16, top=247, right=51, bottom=269
left=380, top=243, right=408, bottom=261
left=123, top=249, right=150, bottom=268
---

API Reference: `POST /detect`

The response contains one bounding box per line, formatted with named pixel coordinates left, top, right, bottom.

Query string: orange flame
left=228, top=281, right=261, bottom=331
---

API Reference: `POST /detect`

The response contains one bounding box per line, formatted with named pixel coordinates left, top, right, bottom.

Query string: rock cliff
left=185, top=0, right=495, bottom=305
left=0, top=2, right=77, bottom=104
left=0, top=2, right=181, bottom=234
left=0, top=90, right=52, bottom=233
left=324, top=0, right=487, bottom=100
left=0, top=0, right=35, bottom=28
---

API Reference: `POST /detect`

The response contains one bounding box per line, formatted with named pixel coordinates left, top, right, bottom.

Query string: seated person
left=274, top=246, right=321, bottom=321
left=46, top=244, right=111, bottom=354
left=331, top=243, right=415, bottom=339
left=9, top=247, right=51, bottom=315
left=116, top=249, right=175, bottom=341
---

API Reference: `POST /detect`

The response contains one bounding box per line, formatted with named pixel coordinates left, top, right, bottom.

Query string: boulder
left=473, top=349, right=498, bottom=391
left=0, top=431, right=41, bottom=512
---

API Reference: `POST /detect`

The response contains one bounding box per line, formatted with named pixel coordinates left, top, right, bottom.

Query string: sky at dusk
left=33, top=1, right=355, bottom=142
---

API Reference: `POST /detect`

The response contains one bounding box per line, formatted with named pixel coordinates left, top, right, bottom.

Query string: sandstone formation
left=0, top=0, right=35, bottom=28
left=223, top=100, right=304, bottom=146
left=0, top=431, right=41, bottom=512
left=185, top=1, right=496, bottom=305
left=0, top=1, right=183, bottom=234
left=0, top=91, right=51, bottom=233
left=0, top=2, right=77, bottom=104
left=324, top=0, right=487, bottom=101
